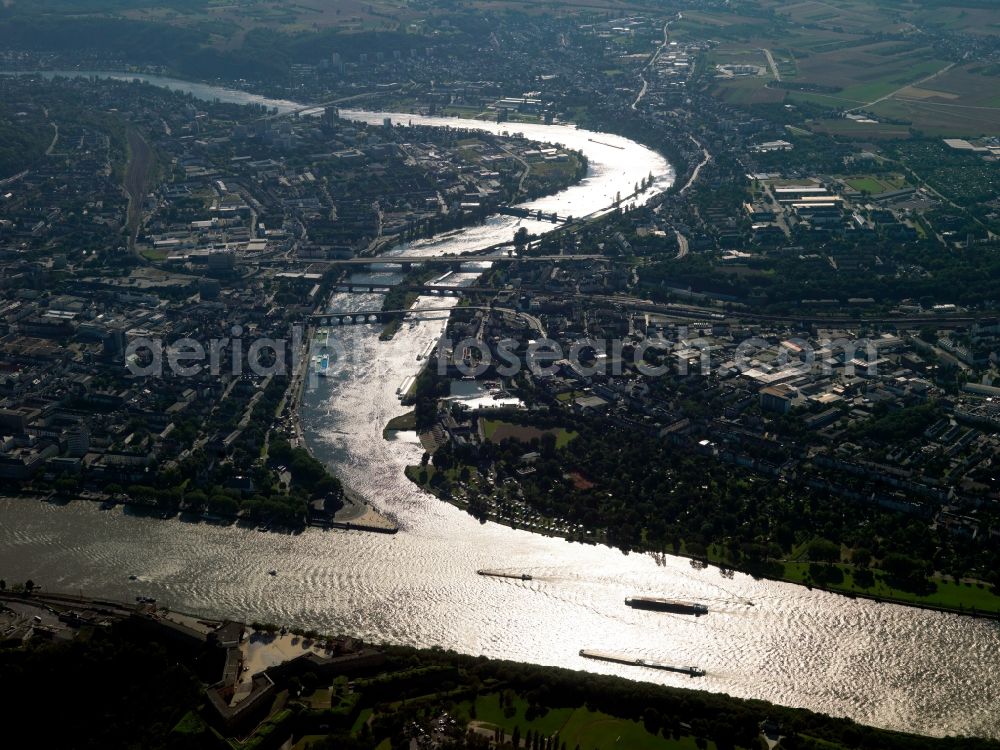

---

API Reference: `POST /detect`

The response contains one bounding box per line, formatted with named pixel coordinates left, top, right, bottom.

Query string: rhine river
left=0, top=72, right=997, bottom=739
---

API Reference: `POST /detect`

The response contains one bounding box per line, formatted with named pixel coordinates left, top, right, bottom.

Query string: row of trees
left=378, top=645, right=1000, bottom=750
left=428, top=409, right=1000, bottom=594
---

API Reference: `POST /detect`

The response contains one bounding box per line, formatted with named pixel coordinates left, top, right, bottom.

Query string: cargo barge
left=477, top=569, right=532, bottom=581
left=579, top=649, right=705, bottom=677
left=625, top=596, right=708, bottom=615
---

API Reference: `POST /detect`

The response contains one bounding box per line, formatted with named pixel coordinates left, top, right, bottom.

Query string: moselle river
left=0, top=73, right=997, bottom=738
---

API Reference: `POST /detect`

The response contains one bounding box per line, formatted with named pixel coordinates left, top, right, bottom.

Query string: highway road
left=761, top=48, right=781, bottom=82
left=633, top=18, right=673, bottom=110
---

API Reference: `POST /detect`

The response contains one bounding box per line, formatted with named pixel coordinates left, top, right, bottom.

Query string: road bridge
left=258, top=254, right=608, bottom=271
left=311, top=305, right=542, bottom=331
left=335, top=284, right=503, bottom=295
left=496, top=205, right=571, bottom=224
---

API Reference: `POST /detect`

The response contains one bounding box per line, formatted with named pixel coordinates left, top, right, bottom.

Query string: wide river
left=0, top=73, right=998, bottom=739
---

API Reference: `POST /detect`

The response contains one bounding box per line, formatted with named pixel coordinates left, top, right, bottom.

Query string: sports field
left=481, top=419, right=578, bottom=449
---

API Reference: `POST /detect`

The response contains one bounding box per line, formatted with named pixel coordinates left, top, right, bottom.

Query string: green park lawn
left=462, top=693, right=726, bottom=750
left=781, top=562, right=1000, bottom=612
left=481, top=419, right=578, bottom=449
left=139, top=247, right=169, bottom=261
left=693, top=543, right=1000, bottom=614
left=383, top=411, right=417, bottom=436
left=843, top=174, right=908, bottom=194
left=351, top=708, right=373, bottom=735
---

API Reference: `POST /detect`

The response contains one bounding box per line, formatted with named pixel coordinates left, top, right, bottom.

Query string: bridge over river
left=262, top=253, right=608, bottom=271
left=311, top=305, right=543, bottom=332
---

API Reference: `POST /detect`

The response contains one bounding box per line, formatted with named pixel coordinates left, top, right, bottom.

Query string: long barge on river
left=477, top=569, right=532, bottom=581
left=625, top=596, right=708, bottom=615
left=579, top=649, right=705, bottom=677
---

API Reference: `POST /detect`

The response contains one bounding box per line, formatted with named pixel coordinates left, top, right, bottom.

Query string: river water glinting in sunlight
left=0, top=74, right=997, bottom=739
